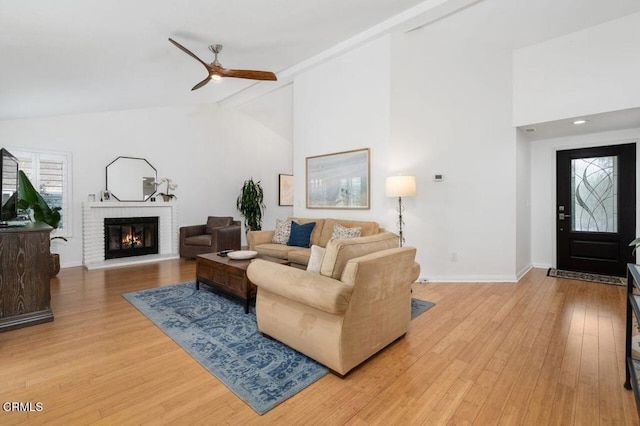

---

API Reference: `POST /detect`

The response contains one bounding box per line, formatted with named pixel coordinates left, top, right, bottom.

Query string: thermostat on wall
left=434, top=174, right=444, bottom=182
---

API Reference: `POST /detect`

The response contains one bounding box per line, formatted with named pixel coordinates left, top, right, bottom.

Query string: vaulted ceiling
left=1, top=0, right=639, bottom=121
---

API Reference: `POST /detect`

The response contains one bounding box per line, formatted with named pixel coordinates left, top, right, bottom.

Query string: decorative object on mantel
left=17, top=171, right=67, bottom=277
left=155, top=177, right=178, bottom=201
left=385, top=175, right=417, bottom=247
left=237, top=178, right=265, bottom=232
left=100, top=190, right=111, bottom=202
left=106, top=156, right=157, bottom=202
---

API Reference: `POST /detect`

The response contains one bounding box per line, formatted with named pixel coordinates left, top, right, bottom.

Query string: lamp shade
left=385, top=175, right=416, bottom=197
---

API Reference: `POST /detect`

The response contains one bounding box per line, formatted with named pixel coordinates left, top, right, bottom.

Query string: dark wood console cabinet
left=0, top=222, right=53, bottom=332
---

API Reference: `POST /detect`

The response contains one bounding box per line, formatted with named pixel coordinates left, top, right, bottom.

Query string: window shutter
left=39, top=159, right=64, bottom=212
left=13, top=151, right=70, bottom=234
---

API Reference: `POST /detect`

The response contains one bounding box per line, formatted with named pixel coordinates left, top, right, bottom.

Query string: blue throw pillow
left=287, top=221, right=316, bottom=248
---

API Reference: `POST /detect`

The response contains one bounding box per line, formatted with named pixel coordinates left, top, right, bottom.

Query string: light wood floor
left=1, top=261, right=638, bottom=425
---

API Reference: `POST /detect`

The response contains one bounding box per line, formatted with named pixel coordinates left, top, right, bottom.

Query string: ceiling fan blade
left=213, top=65, right=277, bottom=81
left=168, top=38, right=211, bottom=70
left=191, top=76, right=211, bottom=91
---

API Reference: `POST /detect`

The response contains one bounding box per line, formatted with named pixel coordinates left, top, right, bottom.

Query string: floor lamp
left=385, top=176, right=417, bottom=247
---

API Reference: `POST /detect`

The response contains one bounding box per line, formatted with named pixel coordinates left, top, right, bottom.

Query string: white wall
left=0, top=103, right=293, bottom=267
left=293, top=26, right=519, bottom=281
left=516, top=129, right=532, bottom=278
left=390, top=29, right=517, bottom=282
left=513, top=12, right=640, bottom=126
left=530, top=128, right=640, bottom=268
left=293, top=35, right=391, bottom=223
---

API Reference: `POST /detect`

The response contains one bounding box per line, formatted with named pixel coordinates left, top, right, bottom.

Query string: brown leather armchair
left=179, top=216, right=241, bottom=259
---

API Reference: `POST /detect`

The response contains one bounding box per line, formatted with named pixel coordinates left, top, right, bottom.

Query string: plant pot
left=162, top=194, right=172, bottom=202
left=50, top=253, right=60, bottom=277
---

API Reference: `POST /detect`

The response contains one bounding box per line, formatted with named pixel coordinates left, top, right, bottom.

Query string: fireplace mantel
left=82, top=201, right=178, bottom=269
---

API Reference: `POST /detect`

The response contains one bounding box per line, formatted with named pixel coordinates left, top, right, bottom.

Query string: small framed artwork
left=306, top=148, right=370, bottom=209
left=279, top=174, right=293, bottom=206
left=101, top=190, right=112, bottom=202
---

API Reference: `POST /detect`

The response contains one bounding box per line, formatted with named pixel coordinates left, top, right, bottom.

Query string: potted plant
left=237, top=178, right=266, bottom=232
left=631, top=237, right=640, bottom=255
left=17, top=171, right=67, bottom=277
left=156, top=177, right=178, bottom=201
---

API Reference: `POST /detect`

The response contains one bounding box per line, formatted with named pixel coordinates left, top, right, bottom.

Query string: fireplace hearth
left=104, top=217, right=159, bottom=259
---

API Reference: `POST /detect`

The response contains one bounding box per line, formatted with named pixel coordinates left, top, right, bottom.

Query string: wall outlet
left=418, top=277, right=429, bottom=283
left=450, top=252, right=458, bottom=262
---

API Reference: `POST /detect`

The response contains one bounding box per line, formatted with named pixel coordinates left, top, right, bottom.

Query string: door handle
left=559, top=213, right=571, bottom=220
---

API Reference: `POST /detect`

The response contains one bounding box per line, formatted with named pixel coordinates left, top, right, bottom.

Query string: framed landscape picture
left=278, top=174, right=293, bottom=206
left=306, top=148, right=370, bottom=209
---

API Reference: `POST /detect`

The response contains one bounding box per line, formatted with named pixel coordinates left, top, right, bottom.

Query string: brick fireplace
left=82, top=201, right=178, bottom=269
left=104, top=216, right=159, bottom=259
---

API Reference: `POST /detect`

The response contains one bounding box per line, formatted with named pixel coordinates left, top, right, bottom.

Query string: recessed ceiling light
left=573, top=119, right=588, bottom=125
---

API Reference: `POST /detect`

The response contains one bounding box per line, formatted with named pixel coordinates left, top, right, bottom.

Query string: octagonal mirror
left=106, top=156, right=157, bottom=202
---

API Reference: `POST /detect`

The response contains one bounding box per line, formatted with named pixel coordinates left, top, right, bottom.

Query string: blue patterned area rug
left=123, top=282, right=434, bottom=415
left=411, top=297, right=434, bottom=319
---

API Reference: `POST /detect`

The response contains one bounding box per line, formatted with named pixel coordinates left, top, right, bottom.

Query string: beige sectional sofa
left=246, top=217, right=384, bottom=268
left=247, top=232, right=420, bottom=376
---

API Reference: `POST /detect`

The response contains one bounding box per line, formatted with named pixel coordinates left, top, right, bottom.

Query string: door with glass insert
left=556, top=143, right=636, bottom=277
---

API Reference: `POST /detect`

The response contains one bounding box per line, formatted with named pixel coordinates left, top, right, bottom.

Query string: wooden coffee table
left=195, top=253, right=289, bottom=314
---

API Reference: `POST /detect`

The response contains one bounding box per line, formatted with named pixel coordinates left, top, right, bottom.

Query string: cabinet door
left=0, top=233, right=23, bottom=317
left=0, top=230, right=51, bottom=318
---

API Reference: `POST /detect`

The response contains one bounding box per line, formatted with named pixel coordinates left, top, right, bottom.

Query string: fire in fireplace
left=104, top=217, right=159, bottom=259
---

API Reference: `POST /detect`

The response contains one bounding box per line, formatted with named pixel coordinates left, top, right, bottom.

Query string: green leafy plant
left=236, top=178, right=266, bottom=232
left=17, top=170, right=67, bottom=241
left=631, top=237, right=640, bottom=255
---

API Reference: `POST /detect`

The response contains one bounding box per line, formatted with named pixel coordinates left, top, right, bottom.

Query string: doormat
left=547, top=268, right=626, bottom=286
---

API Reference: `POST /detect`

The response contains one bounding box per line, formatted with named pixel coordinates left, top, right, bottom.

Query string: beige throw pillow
left=306, top=245, right=325, bottom=274
left=272, top=219, right=293, bottom=244
left=332, top=223, right=362, bottom=239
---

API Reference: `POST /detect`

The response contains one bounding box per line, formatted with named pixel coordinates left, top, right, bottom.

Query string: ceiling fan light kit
left=168, top=38, right=277, bottom=91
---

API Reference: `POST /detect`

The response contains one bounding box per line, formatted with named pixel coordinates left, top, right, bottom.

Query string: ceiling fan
left=168, top=38, right=277, bottom=91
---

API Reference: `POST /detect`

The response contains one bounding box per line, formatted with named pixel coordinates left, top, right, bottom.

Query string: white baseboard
left=516, top=264, right=533, bottom=281
left=83, top=254, right=179, bottom=270
left=424, top=275, right=518, bottom=283
left=60, top=260, right=83, bottom=269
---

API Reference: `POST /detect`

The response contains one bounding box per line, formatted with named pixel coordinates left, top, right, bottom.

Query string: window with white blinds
left=12, top=149, right=72, bottom=236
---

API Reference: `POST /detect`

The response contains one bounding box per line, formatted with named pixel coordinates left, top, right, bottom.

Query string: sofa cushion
left=254, top=243, right=298, bottom=260
left=306, top=245, right=326, bottom=273
left=185, top=235, right=212, bottom=247
left=332, top=223, right=362, bottom=239
left=287, top=221, right=316, bottom=248
left=287, top=217, right=325, bottom=246
left=272, top=218, right=293, bottom=244
left=288, top=248, right=312, bottom=267
left=205, top=216, right=233, bottom=234
left=318, top=219, right=380, bottom=247
left=320, top=232, right=399, bottom=279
